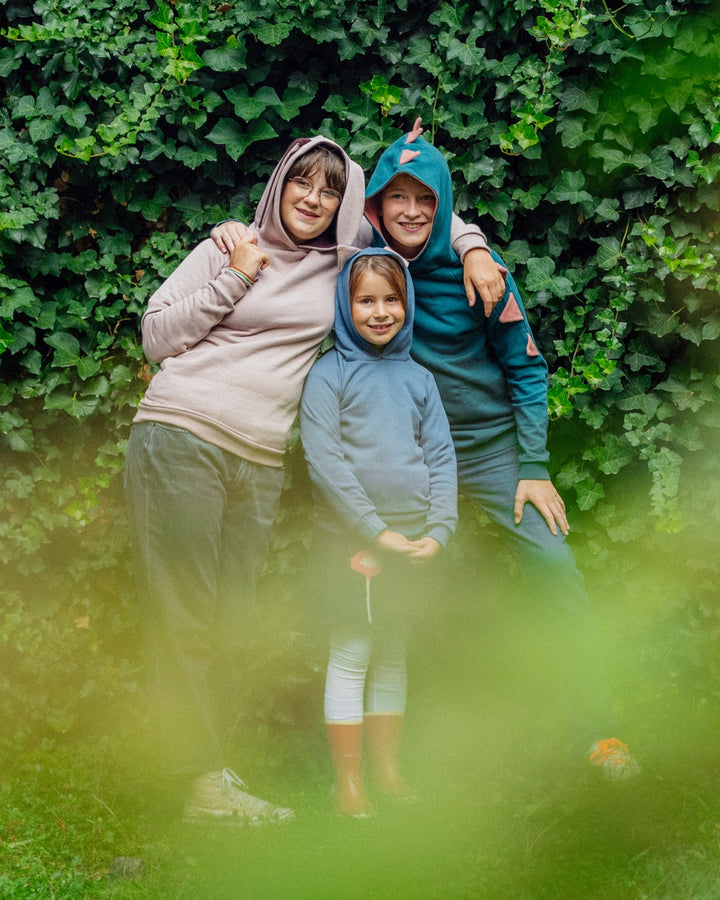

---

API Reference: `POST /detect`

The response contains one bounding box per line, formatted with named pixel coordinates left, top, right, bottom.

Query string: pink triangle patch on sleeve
left=405, top=117, right=424, bottom=143
left=499, top=292, right=523, bottom=323
left=526, top=334, right=539, bottom=357
left=399, top=149, right=421, bottom=165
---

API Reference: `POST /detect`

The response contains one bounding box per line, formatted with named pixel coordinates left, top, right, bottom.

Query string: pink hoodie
left=134, top=137, right=366, bottom=467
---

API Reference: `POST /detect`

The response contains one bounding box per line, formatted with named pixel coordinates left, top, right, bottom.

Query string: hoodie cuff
left=357, top=512, right=388, bottom=543
left=454, top=234, right=490, bottom=261
left=518, top=463, right=551, bottom=481
left=426, top=524, right=453, bottom=547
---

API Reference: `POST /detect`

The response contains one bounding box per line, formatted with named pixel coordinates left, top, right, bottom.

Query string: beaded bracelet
left=228, top=266, right=255, bottom=287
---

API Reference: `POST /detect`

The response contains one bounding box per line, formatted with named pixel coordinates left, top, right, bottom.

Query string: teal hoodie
left=365, top=128, right=550, bottom=480
left=299, top=247, right=457, bottom=544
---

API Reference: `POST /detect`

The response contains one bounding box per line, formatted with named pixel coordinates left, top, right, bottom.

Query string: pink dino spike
left=405, top=117, right=424, bottom=143
left=499, top=292, right=523, bottom=323
left=399, top=149, right=421, bottom=165
left=526, top=333, right=540, bottom=357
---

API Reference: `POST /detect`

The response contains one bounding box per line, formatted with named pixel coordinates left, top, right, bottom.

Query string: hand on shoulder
left=211, top=220, right=249, bottom=253
left=463, top=248, right=507, bottom=316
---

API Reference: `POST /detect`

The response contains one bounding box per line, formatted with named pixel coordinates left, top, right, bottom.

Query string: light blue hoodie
left=299, top=247, right=458, bottom=544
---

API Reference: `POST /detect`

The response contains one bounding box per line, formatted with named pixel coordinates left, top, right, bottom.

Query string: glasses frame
left=286, top=176, right=342, bottom=208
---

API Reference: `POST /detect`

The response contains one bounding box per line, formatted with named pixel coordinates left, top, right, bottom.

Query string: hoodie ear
left=337, top=245, right=359, bottom=270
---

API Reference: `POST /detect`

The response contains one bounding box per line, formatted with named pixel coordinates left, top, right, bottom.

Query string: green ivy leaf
left=255, top=21, right=294, bottom=45
left=702, top=317, right=720, bottom=341
left=206, top=118, right=278, bottom=161
left=645, top=306, right=680, bottom=338
left=175, top=144, right=218, bottom=168
left=0, top=282, right=38, bottom=316
left=28, top=118, right=56, bottom=143
left=77, top=357, right=103, bottom=379
left=0, top=322, right=15, bottom=352
left=575, top=476, right=605, bottom=510
left=6, top=427, right=34, bottom=453
left=405, top=38, right=443, bottom=76
left=224, top=85, right=281, bottom=121
left=593, top=199, right=620, bottom=222
left=360, top=75, right=402, bottom=116
left=644, top=145, right=675, bottom=182
left=616, top=376, right=661, bottom=416
left=475, top=195, right=510, bottom=225
left=202, top=45, right=247, bottom=72
left=43, top=391, right=101, bottom=419
left=45, top=333, right=81, bottom=368
left=629, top=98, right=659, bottom=133
left=559, top=117, right=593, bottom=149
left=524, top=257, right=573, bottom=298
left=0, top=47, right=22, bottom=78
left=277, top=86, right=316, bottom=120
left=149, top=1, right=175, bottom=33
left=625, top=340, right=663, bottom=372
left=547, top=170, right=593, bottom=205
left=588, top=146, right=632, bottom=174
left=584, top=434, right=634, bottom=475
left=348, top=126, right=393, bottom=163
left=175, top=194, right=218, bottom=231
left=594, top=238, right=623, bottom=270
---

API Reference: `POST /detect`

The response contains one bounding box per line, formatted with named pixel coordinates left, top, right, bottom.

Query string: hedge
left=1, top=0, right=719, bottom=748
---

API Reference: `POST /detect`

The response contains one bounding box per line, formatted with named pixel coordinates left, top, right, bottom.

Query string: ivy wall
left=1, top=0, right=719, bottom=747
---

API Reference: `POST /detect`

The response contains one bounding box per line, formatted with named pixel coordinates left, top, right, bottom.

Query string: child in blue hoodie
left=300, top=247, right=458, bottom=816
left=361, top=120, right=639, bottom=779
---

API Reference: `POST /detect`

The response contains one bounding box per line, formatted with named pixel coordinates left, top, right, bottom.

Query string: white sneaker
left=183, top=768, right=295, bottom=825
left=588, top=738, right=641, bottom=781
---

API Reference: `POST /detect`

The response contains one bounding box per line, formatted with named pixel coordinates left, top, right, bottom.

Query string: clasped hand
left=374, top=529, right=440, bottom=565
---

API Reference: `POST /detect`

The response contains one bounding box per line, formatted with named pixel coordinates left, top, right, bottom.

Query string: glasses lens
left=289, top=177, right=341, bottom=206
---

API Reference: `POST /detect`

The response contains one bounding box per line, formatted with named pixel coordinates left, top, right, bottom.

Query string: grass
left=3, top=541, right=720, bottom=898
left=3, top=722, right=720, bottom=899
left=3, top=635, right=720, bottom=899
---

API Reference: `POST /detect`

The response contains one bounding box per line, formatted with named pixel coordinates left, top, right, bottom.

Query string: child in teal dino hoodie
left=361, top=121, right=639, bottom=779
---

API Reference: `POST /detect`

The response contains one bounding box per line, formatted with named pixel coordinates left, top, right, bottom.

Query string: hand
left=211, top=220, right=250, bottom=253
left=514, top=479, right=569, bottom=537
left=462, top=248, right=507, bottom=316
left=405, top=536, right=441, bottom=564
left=374, top=529, right=415, bottom=556
left=228, top=231, right=269, bottom=282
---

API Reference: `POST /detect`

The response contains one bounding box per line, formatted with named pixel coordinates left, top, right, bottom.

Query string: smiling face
left=379, top=173, right=437, bottom=257
left=280, top=166, right=341, bottom=244
left=350, top=267, right=406, bottom=348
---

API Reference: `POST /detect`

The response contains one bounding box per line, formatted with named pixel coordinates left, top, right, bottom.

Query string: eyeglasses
left=286, top=176, right=342, bottom=208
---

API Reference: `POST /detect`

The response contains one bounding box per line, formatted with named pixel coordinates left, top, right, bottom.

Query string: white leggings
left=324, top=626, right=407, bottom=723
